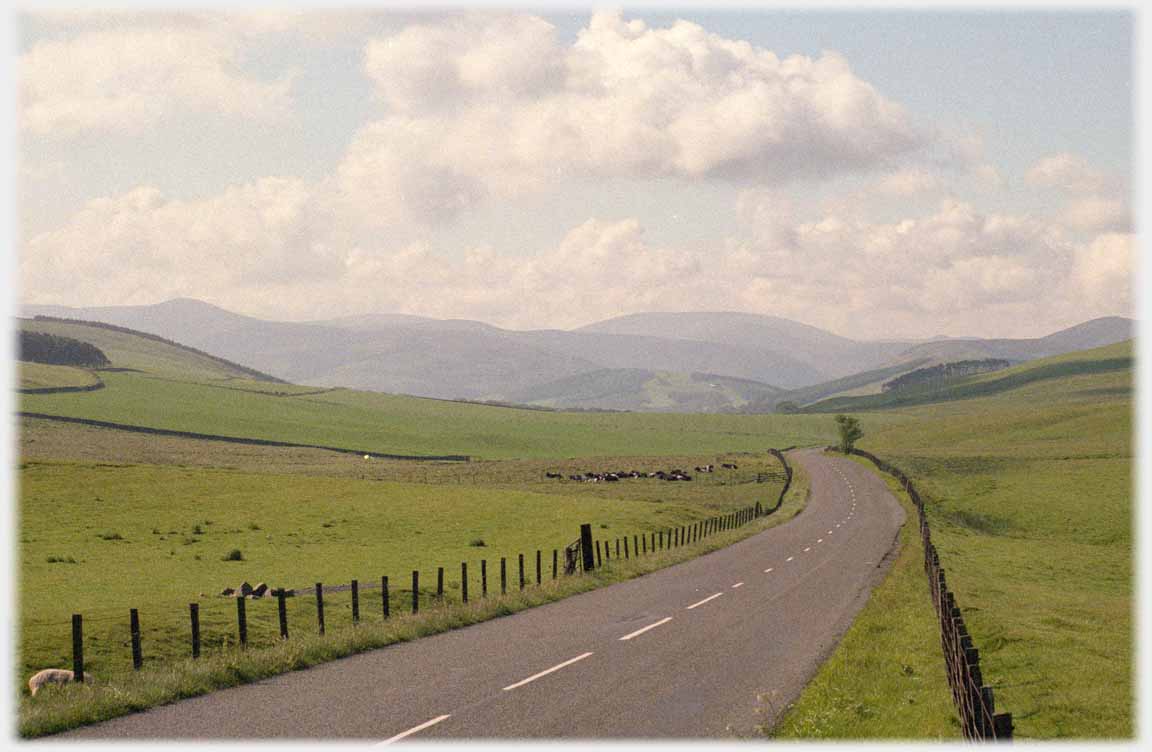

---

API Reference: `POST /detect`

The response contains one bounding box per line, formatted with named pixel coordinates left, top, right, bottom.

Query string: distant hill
left=802, top=340, right=1133, bottom=412
left=503, top=368, right=785, bottom=412
left=20, top=300, right=1134, bottom=412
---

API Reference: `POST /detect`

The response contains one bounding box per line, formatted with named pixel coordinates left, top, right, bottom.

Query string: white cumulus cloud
left=20, top=26, right=294, bottom=136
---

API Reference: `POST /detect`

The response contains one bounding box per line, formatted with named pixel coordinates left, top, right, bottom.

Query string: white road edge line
left=731, top=582, right=744, bottom=589
left=619, top=617, right=673, bottom=641
left=502, top=651, right=595, bottom=691
left=377, top=714, right=452, bottom=745
left=686, top=592, right=724, bottom=610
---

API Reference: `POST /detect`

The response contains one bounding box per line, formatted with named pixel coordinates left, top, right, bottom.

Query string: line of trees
left=881, top=359, right=1011, bottom=393
left=19, top=331, right=110, bottom=368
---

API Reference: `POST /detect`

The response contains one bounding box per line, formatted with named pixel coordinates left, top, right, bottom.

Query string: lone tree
left=834, top=414, right=863, bottom=453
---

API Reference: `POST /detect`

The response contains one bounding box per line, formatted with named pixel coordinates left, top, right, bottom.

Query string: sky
left=13, top=4, right=1137, bottom=340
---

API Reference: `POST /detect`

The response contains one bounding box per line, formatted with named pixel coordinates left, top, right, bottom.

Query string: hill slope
left=803, top=340, right=1133, bottom=412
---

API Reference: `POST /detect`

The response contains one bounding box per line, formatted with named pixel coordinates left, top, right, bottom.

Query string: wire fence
left=848, top=447, right=1013, bottom=741
left=48, top=450, right=793, bottom=688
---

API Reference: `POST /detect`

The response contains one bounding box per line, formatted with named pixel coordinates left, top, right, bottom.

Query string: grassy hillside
left=778, top=342, right=1133, bottom=738
left=804, top=340, right=1132, bottom=412
left=19, top=317, right=283, bottom=382
left=18, top=363, right=101, bottom=391
left=20, top=370, right=868, bottom=459
left=505, top=368, right=784, bottom=412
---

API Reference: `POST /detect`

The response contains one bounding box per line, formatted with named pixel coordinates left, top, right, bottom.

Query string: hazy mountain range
left=20, top=299, right=1134, bottom=412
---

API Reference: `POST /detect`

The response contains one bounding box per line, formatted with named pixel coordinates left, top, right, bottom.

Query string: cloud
left=1026, top=152, right=1110, bottom=194
left=20, top=26, right=293, bottom=135
left=1025, top=152, right=1130, bottom=234
left=339, top=11, right=927, bottom=225
left=1072, top=232, right=1135, bottom=312
left=22, top=177, right=1134, bottom=339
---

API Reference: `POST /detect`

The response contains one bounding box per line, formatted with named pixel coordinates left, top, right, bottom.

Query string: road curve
left=63, top=449, right=905, bottom=740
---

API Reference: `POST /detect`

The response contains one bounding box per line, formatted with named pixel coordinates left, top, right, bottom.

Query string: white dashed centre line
left=731, top=582, right=744, bottom=589
left=502, top=652, right=594, bottom=691
left=804, top=547, right=811, bottom=552
left=377, top=714, right=452, bottom=745
left=786, top=556, right=794, bottom=562
left=764, top=567, right=774, bottom=573
left=619, top=617, right=673, bottom=641
left=686, top=592, right=724, bottom=610
left=817, top=538, right=823, bottom=543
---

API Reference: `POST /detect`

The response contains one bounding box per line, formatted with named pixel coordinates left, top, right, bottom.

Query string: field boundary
left=848, top=447, right=1013, bottom=740
left=18, top=379, right=106, bottom=396
left=16, top=412, right=471, bottom=462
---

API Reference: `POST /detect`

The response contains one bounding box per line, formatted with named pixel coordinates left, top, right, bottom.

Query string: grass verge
left=768, top=453, right=956, bottom=739
left=20, top=461, right=809, bottom=738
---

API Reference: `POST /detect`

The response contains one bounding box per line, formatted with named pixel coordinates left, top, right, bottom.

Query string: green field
left=19, top=447, right=790, bottom=682
left=776, top=341, right=1134, bottom=739
left=18, top=362, right=101, bottom=391
left=20, top=370, right=863, bottom=458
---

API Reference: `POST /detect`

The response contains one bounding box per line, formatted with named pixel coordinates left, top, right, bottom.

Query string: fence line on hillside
left=54, top=450, right=792, bottom=686
left=848, top=447, right=1013, bottom=741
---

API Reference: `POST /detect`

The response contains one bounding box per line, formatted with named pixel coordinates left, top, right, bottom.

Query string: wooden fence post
left=552, top=549, right=558, bottom=578
left=624, top=536, right=630, bottom=559
left=519, top=553, right=526, bottom=590
left=315, top=583, right=325, bottom=635
left=71, top=614, right=84, bottom=682
left=189, top=603, right=201, bottom=659
left=596, top=540, right=603, bottom=568
left=536, top=550, right=542, bottom=585
left=658, top=530, right=664, bottom=550
left=501, top=557, right=507, bottom=594
left=130, top=608, right=143, bottom=668
left=277, top=589, right=289, bottom=639
left=351, top=579, right=360, bottom=624
left=580, top=523, right=595, bottom=572
left=615, top=539, right=620, bottom=558
left=382, top=576, right=390, bottom=619
left=641, top=535, right=647, bottom=555
left=412, top=571, right=420, bottom=614
left=462, top=562, right=469, bottom=603
left=437, top=567, right=444, bottom=600
left=235, top=598, right=247, bottom=648
left=481, top=560, right=488, bottom=597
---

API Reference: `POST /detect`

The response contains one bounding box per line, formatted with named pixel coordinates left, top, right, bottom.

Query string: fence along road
left=65, top=449, right=904, bottom=740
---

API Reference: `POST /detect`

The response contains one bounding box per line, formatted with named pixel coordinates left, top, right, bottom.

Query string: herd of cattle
left=544, top=462, right=740, bottom=483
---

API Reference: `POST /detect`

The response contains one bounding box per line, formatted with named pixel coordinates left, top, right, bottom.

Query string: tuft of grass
left=44, top=556, right=77, bottom=564
left=96, top=532, right=123, bottom=541
left=468, top=538, right=486, bottom=547
left=221, top=549, right=244, bottom=562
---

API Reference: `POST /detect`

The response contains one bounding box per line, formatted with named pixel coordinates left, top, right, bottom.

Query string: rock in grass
left=220, top=587, right=235, bottom=597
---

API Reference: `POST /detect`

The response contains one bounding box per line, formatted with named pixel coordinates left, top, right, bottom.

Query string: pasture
left=17, top=418, right=792, bottom=693
left=20, top=369, right=869, bottom=458
left=776, top=344, right=1133, bottom=738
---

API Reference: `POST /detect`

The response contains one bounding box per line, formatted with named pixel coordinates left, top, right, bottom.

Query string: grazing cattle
left=544, top=472, right=562, bottom=479
left=28, top=669, right=91, bottom=696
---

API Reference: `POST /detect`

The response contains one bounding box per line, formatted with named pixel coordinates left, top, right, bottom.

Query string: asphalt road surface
left=64, top=448, right=905, bottom=741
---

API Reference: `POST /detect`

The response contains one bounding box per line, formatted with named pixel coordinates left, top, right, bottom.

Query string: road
left=64, top=449, right=905, bottom=740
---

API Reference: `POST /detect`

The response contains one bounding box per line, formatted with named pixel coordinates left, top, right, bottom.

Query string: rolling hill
left=801, top=340, right=1133, bottom=412
left=19, top=300, right=1134, bottom=411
